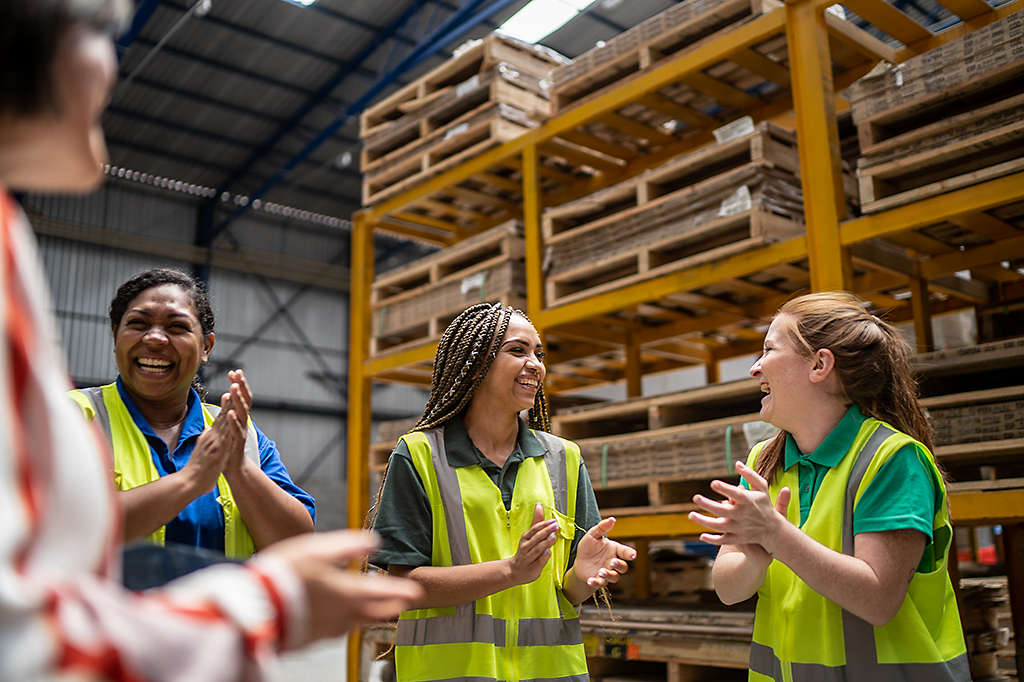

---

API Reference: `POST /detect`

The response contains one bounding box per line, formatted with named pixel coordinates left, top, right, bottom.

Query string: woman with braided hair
left=690, top=292, right=967, bottom=681
left=372, top=302, right=636, bottom=682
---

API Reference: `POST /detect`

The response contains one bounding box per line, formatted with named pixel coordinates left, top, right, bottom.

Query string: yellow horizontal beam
left=535, top=237, right=807, bottom=329
left=365, top=342, right=438, bottom=376
left=949, top=488, right=1024, bottom=525
left=840, top=172, right=1024, bottom=246
left=607, top=512, right=706, bottom=539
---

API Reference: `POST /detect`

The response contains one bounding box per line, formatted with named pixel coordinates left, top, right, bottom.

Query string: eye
left=535, top=349, right=546, bottom=361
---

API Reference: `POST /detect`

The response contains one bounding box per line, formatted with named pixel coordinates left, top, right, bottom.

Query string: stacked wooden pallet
left=552, top=337, right=1024, bottom=515
left=371, top=220, right=525, bottom=357
left=961, top=578, right=1015, bottom=682
left=541, top=121, right=810, bottom=307
left=360, top=34, right=566, bottom=207
left=848, top=11, right=1024, bottom=213
left=610, top=546, right=714, bottom=603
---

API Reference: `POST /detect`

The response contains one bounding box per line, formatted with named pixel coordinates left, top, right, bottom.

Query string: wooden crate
left=849, top=13, right=1024, bottom=213
left=371, top=221, right=525, bottom=357
left=361, top=69, right=551, bottom=174
left=360, top=33, right=565, bottom=137
left=363, top=104, right=537, bottom=206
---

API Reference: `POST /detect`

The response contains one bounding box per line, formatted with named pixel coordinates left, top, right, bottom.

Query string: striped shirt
left=0, top=187, right=306, bottom=681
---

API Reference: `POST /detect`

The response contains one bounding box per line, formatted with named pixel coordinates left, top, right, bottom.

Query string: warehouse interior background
left=22, top=0, right=1024, bottom=679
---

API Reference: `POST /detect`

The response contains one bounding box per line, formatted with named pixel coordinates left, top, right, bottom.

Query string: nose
left=749, top=358, right=762, bottom=378
left=143, top=327, right=168, bottom=344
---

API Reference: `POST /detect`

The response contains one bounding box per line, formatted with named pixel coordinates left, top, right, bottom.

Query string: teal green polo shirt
left=746, top=405, right=941, bottom=570
left=371, top=416, right=601, bottom=570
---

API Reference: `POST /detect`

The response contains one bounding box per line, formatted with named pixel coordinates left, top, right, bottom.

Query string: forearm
left=392, top=560, right=517, bottom=609
left=224, top=460, right=314, bottom=550
left=119, top=472, right=203, bottom=540
left=766, top=523, right=906, bottom=626
left=712, top=544, right=770, bottom=605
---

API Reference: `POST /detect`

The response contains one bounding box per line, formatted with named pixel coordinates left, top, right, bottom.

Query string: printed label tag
left=718, top=185, right=752, bottom=217
left=456, top=75, right=480, bottom=98
left=461, top=272, right=486, bottom=295
left=713, top=116, right=755, bottom=144
left=445, top=122, right=470, bottom=140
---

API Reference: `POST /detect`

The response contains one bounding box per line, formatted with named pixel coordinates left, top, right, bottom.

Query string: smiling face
left=748, top=314, right=818, bottom=433
left=475, top=313, right=546, bottom=414
left=114, top=284, right=213, bottom=407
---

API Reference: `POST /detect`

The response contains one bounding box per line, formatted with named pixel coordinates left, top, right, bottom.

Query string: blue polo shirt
left=116, top=378, right=316, bottom=552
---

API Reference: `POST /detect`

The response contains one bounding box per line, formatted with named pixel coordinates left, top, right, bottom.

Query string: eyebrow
left=126, top=308, right=192, bottom=319
left=502, top=337, right=542, bottom=348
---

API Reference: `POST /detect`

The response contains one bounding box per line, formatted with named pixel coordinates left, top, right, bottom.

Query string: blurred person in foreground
left=0, top=1, right=421, bottom=679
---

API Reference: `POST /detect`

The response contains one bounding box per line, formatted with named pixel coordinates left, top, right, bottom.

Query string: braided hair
left=415, top=302, right=550, bottom=432
left=368, top=303, right=550, bottom=531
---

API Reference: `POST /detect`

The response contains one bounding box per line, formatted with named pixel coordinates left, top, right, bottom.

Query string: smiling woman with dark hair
left=69, top=267, right=315, bottom=557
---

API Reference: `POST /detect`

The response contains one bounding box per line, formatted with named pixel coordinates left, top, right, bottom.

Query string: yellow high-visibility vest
left=747, top=419, right=968, bottom=681
left=395, top=426, right=589, bottom=682
left=70, top=382, right=257, bottom=558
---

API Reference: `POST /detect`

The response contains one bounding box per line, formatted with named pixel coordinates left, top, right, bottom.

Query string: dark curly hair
left=109, top=268, right=215, bottom=399
left=0, top=0, right=130, bottom=118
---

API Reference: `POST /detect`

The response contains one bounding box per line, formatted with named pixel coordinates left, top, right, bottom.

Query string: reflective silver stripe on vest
left=521, top=675, right=591, bottom=682
left=395, top=611, right=506, bottom=647
left=80, top=387, right=112, bottom=438
left=751, top=425, right=969, bottom=682
left=422, top=427, right=472, bottom=567
left=531, top=429, right=568, bottom=515
left=516, top=617, right=583, bottom=647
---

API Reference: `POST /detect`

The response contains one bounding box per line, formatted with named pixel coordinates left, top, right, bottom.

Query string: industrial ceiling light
left=498, top=0, right=597, bottom=44
left=280, top=0, right=317, bottom=6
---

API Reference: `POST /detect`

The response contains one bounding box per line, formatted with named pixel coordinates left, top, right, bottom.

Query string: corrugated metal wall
left=22, top=183, right=428, bottom=529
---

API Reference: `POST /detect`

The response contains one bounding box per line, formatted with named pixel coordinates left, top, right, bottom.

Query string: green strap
left=724, top=424, right=733, bottom=469
left=600, top=444, right=609, bottom=488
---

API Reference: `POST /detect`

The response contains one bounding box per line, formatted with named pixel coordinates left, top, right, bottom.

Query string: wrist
left=761, top=512, right=788, bottom=559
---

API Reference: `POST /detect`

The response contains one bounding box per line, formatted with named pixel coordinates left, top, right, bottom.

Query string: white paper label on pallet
left=461, top=272, right=487, bottom=295
left=743, top=420, right=778, bottom=448
left=894, top=68, right=903, bottom=87
left=445, top=123, right=470, bottom=140
left=713, top=116, right=755, bottom=144
left=456, top=75, right=480, bottom=98
left=718, top=185, right=752, bottom=217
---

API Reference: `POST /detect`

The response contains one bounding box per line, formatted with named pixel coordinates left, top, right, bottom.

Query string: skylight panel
left=498, top=0, right=597, bottom=44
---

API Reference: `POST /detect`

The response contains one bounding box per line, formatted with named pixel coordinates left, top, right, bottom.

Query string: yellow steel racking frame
left=347, top=0, right=1024, bottom=676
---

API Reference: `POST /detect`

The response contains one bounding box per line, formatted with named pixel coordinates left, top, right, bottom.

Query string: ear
left=808, top=348, right=836, bottom=384
left=201, top=332, right=215, bottom=363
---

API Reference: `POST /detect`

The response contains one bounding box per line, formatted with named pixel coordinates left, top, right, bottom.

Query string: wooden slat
left=555, top=131, right=640, bottom=162
left=726, top=48, right=791, bottom=88
left=933, top=0, right=992, bottom=20
left=540, top=139, right=625, bottom=174
left=823, top=12, right=900, bottom=63
left=637, top=93, right=718, bottom=129
left=598, top=112, right=680, bottom=146
left=681, top=72, right=761, bottom=110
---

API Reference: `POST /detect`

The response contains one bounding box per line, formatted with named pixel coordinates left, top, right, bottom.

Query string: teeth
left=761, top=385, right=771, bottom=394
left=138, top=358, right=171, bottom=369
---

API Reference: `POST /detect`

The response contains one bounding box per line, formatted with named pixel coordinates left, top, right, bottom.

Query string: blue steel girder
left=202, top=0, right=434, bottom=238
left=117, top=0, right=165, bottom=58
left=206, top=0, right=521, bottom=243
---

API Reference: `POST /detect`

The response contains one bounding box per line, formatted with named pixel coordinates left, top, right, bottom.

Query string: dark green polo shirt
left=371, top=416, right=601, bottom=570
left=746, top=404, right=941, bottom=571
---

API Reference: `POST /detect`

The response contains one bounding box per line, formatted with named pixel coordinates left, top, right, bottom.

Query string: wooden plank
left=726, top=48, right=790, bottom=88
left=840, top=0, right=933, bottom=45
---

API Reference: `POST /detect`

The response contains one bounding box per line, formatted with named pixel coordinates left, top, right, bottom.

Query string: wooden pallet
left=360, top=33, right=565, bottom=136
left=363, top=107, right=535, bottom=206
left=550, top=0, right=781, bottom=112
left=371, top=221, right=525, bottom=356
left=855, top=70, right=1024, bottom=213
left=361, top=71, right=550, bottom=174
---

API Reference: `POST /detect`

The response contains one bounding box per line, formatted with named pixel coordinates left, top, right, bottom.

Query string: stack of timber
left=360, top=34, right=566, bottom=207
left=580, top=603, right=753, bottom=670
left=541, top=121, right=811, bottom=307
left=368, top=416, right=421, bottom=503
left=848, top=11, right=1024, bottom=213
left=371, top=220, right=525, bottom=357
left=961, top=577, right=1016, bottom=682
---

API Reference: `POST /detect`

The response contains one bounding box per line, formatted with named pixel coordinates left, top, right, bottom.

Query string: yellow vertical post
left=623, top=330, right=650, bottom=598
left=347, top=211, right=375, bottom=682
left=786, top=0, right=850, bottom=291
left=523, top=144, right=544, bottom=322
